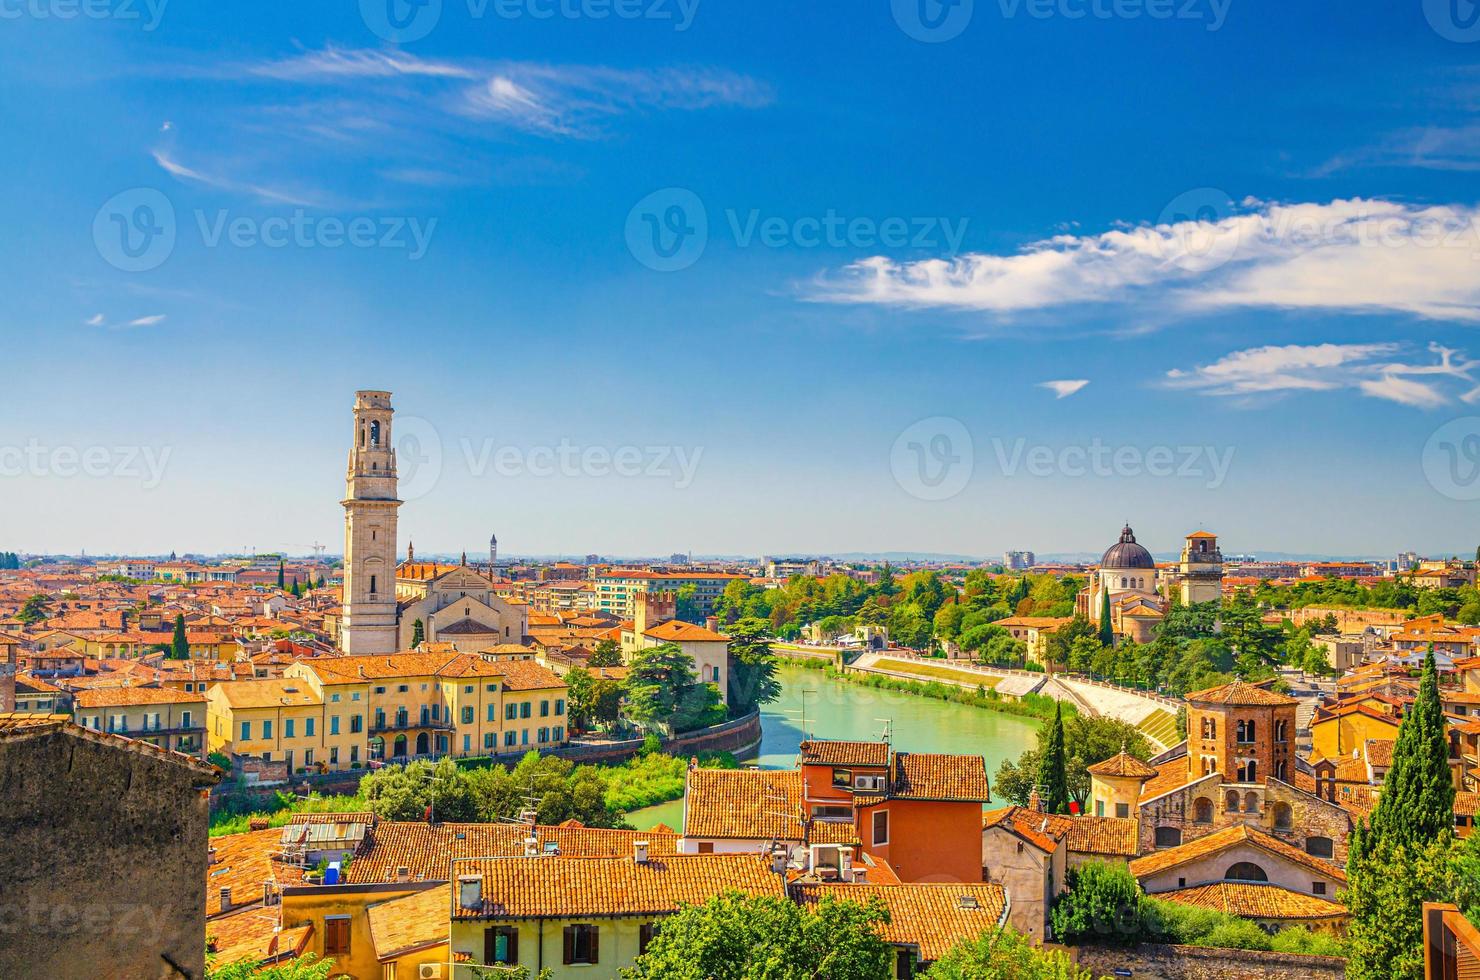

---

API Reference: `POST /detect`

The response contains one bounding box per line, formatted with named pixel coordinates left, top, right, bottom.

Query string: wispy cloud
left=807, top=198, right=1480, bottom=325
left=152, top=149, right=322, bottom=207
left=84, top=313, right=104, bottom=326
left=1040, top=379, right=1089, bottom=399
left=1165, top=342, right=1480, bottom=408
left=127, top=314, right=167, bottom=327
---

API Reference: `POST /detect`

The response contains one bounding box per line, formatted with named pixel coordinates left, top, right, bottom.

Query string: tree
left=1097, top=590, right=1114, bottom=647
left=674, top=583, right=702, bottom=623
left=589, top=639, right=623, bottom=668
left=1365, top=648, right=1455, bottom=850
left=925, top=927, right=1095, bottom=979
left=1050, top=861, right=1145, bottom=945
left=1345, top=832, right=1462, bottom=980
left=997, top=715, right=1150, bottom=807
left=410, top=619, right=425, bottom=648
left=17, top=593, right=50, bottom=624
left=205, top=951, right=334, bottom=979
left=725, top=618, right=781, bottom=715
left=1037, top=701, right=1071, bottom=814
left=624, top=891, right=893, bottom=980
left=290, top=578, right=301, bottom=598
left=564, top=667, right=598, bottom=732
left=623, top=644, right=724, bottom=734
left=316, top=574, right=326, bottom=589
left=170, top=614, right=190, bottom=660
left=277, top=560, right=285, bottom=590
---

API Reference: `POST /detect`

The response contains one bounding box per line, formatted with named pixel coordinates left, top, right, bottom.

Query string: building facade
left=341, top=391, right=402, bottom=655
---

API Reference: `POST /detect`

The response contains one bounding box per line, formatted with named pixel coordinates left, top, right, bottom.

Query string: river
left=626, top=661, right=1042, bottom=830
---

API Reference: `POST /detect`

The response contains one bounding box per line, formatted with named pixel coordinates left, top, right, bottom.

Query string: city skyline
left=4, top=3, right=1480, bottom=554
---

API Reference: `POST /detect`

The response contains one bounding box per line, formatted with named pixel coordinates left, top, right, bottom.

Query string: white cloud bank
left=808, top=198, right=1480, bottom=324
left=1165, top=342, right=1480, bottom=408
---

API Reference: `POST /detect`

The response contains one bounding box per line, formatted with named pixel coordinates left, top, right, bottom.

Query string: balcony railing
left=370, top=718, right=454, bottom=734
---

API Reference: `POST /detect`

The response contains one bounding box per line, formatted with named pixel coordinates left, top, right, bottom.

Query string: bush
left=927, top=927, right=1097, bottom=979
left=1051, top=862, right=1145, bottom=945
left=1269, top=926, right=1348, bottom=958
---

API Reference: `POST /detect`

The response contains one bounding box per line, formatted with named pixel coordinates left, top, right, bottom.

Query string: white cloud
left=84, top=314, right=104, bottom=326
left=153, top=149, right=321, bottom=207
left=808, top=198, right=1480, bottom=325
left=126, top=315, right=166, bottom=327
left=1040, top=379, right=1089, bottom=399
left=1165, top=341, right=1480, bottom=408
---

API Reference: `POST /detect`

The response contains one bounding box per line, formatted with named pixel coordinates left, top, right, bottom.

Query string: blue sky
left=3, top=1, right=1480, bottom=559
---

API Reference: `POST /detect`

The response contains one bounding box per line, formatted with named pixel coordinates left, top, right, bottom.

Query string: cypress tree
left=170, top=614, right=189, bottom=660
left=277, top=560, right=285, bottom=590
left=1365, top=647, right=1454, bottom=849
left=411, top=619, right=425, bottom=648
left=290, top=578, right=301, bottom=598
left=1038, top=701, right=1071, bottom=814
left=1098, top=589, right=1114, bottom=647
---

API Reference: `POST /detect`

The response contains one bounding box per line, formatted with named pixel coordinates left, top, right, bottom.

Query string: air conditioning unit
left=418, top=964, right=442, bottom=979
left=853, top=775, right=883, bottom=792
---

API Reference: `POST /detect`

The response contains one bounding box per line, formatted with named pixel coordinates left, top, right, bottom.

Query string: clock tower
left=340, top=390, right=401, bottom=654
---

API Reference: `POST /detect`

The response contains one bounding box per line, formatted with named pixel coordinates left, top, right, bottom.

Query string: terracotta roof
left=437, top=618, right=500, bottom=636
left=207, top=908, right=311, bottom=967
left=451, top=853, right=783, bottom=918
left=1086, top=751, right=1159, bottom=780
left=1185, top=681, right=1298, bottom=707
left=793, top=883, right=1007, bottom=960
left=1129, top=825, right=1346, bottom=884
left=684, top=768, right=859, bottom=845
left=642, top=620, right=729, bottom=643
left=345, top=821, right=682, bottom=884
left=982, top=807, right=1073, bottom=853
left=207, top=829, right=297, bottom=918
left=1139, top=758, right=1203, bottom=802
left=889, top=752, right=991, bottom=802
left=209, top=679, right=321, bottom=709
left=72, top=686, right=207, bottom=708
left=1155, top=881, right=1347, bottom=921
left=1363, top=739, right=1395, bottom=768
left=1063, top=815, right=1141, bottom=857
left=799, top=740, right=890, bottom=768
left=367, top=884, right=450, bottom=961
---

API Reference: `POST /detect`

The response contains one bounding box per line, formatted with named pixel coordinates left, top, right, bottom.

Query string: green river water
left=625, top=662, right=1042, bottom=831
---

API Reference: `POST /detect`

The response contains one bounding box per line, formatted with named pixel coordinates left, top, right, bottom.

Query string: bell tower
left=341, top=390, right=401, bottom=654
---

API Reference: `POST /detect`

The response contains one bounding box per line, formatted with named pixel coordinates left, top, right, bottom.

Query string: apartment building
left=593, top=570, right=746, bottom=618
left=72, top=685, right=209, bottom=758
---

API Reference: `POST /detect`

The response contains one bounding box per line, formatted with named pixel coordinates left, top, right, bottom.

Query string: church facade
left=340, top=391, right=527, bottom=655
left=1075, top=525, right=1225, bottom=643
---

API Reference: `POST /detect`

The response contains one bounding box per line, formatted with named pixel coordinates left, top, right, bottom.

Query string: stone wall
left=0, top=728, right=216, bottom=979
left=1137, top=774, right=1351, bottom=865
left=1072, top=943, right=1346, bottom=979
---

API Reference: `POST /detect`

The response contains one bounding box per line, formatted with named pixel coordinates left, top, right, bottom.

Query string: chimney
left=634, top=840, right=650, bottom=865
left=1027, top=787, right=1043, bottom=813
left=219, top=886, right=232, bottom=912
left=458, top=874, right=483, bottom=911
left=395, top=866, right=411, bottom=883
left=705, top=615, right=719, bottom=633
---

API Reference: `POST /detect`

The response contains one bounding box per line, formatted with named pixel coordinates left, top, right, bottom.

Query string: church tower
left=341, top=390, right=401, bottom=654
left=1179, top=531, right=1223, bottom=605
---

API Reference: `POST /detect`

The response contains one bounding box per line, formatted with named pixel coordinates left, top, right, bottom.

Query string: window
left=1225, top=862, right=1268, bottom=882
left=284, top=719, right=295, bottom=739
left=506, top=704, right=517, bottom=721
left=1272, top=802, right=1293, bottom=830
left=487, top=704, right=496, bottom=722
left=1313, top=882, right=1327, bottom=896
left=369, top=574, right=377, bottom=596
left=639, top=923, right=659, bottom=956
left=487, top=683, right=497, bottom=692
left=330, top=716, right=340, bottom=735
left=812, top=805, right=852, bottom=821
left=1095, top=800, right=1104, bottom=817
left=463, top=734, right=471, bottom=753
left=521, top=729, right=529, bottom=745
left=181, top=711, right=192, bottom=728
left=505, top=731, right=517, bottom=747
left=552, top=727, right=563, bottom=742
left=872, top=810, right=890, bottom=846
left=305, top=718, right=315, bottom=737
left=484, top=732, right=495, bottom=749
left=1305, top=836, right=1335, bottom=859
left=832, top=769, right=854, bottom=788
left=240, top=721, right=251, bottom=741
left=563, top=924, right=599, bottom=965
left=1194, top=798, right=1214, bottom=823
left=351, top=714, right=363, bottom=734
left=555, top=699, right=565, bottom=716
left=262, top=720, right=273, bottom=739
left=896, top=950, right=916, bottom=979
left=1154, top=826, right=1183, bottom=848
left=352, top=692, right=361, bottom=701
left=1115, top=803, right=1130, bottom=819
left=398, top=685, right=409, bottom=693
left=1237, top=760, right=1258, bottom=783
left=464, top=685, right=474, bottom=695
left=324, top=916, right=351, bottom=955
left=696, top=842, right=715, bottom=854
left=462, top=706, right=474, bottom=725
left=330, top=693, right=341, bottom=703
left=520, top=702, right=532, bottom=719
left=486, top=926, right=519, bottom=966
left=540, top=700, right=550, bottom=717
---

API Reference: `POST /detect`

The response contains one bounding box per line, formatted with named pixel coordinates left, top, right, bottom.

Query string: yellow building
left=208, top=678, right=341, bottom=773
left=72, top=685, right=208, bottom=757
left=279, top=882, right=433, bottom=979
left=1310, top=702, right=1403, bottom=761
left=448, top=852, right=782, bottom=979
left=1087, top=750, right=1159, bottom=819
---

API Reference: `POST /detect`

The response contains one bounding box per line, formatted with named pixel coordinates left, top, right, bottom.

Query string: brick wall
left=1072, top=943, right=1346, bottom=979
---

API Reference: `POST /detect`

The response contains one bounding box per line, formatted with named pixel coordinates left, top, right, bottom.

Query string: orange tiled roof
left=792, top=883, right=1007, bottom=960
left=72, top=686, right=207, bottom=709
left=452, top=853, right=784, bottom=918
left=1063, top=815, right=1141, bottom=857
left=684, top=768, right=860, bottom=845
left=207, top=908, right=311, bottom=967
left=1155, top=881, right=1347, bottom=920
left=344, top=821, right=682, bottom=885
left=642, top=620, right=729, bottom=643
left=1129, top=824, right=1346, bottom=884
left=1185, top=681, right=1298, bottom=707
left=209, top=679, right=321, bottom=709
left=889, top=752, right=992, bottom=802
left=207, top=828, right=298, bottom=918
left=366, top=884, right=449, bottom=961
left=982, top=806, right=1073, bottom=853
left=799, top=740, right=890, bottom=768
left=1087, top=750, right=1159, bottom=780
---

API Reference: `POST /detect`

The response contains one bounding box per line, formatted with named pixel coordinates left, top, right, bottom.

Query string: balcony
left=370, top=717, right=454, bottom=734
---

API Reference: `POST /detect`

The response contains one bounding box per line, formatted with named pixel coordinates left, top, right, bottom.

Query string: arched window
left=1305, top=837, right=1334, bottom=859
left=1225, top=790, right=1240, bottom=812
left=1275, top=720, right=1287, bottom=741
left=1272, top=802, right=1293, bottom=830
left=1275, top=761, right=1288, bottom=782
left=1244, top=791, right=1259, bottom=813
left=1237, top=760, right=1258, bottom=782
left=1194, top=798, right=1214, bottom=824
left=370, top=420, right=381, bottom=446
left=1225, top=862, right=1268, bottom=882
left=1154, top=826, right=1183, bottom=848
left=1120, top=577, right=1127, bottom=589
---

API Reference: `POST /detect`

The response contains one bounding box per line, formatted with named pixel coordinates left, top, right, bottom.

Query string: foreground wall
left=1072, top=943, right=1346, bottom=980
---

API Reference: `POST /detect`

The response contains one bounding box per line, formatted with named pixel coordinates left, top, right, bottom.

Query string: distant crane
left=280, top=542, right=328, bottom=559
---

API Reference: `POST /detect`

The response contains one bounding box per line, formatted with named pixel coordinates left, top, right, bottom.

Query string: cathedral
left=1076, top=525, right=1225, bottom=643
left=339, top=391, right=527, bottom=655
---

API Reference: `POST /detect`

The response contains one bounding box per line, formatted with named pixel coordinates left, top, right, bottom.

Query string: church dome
left=1101, top=525, right=1156, bottom=570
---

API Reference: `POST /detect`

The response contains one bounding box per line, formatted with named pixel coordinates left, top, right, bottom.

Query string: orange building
left=1185, top=681, right=1298, bottom=785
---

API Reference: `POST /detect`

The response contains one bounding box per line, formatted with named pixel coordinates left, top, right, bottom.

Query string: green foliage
left=588, top=638, right=623, bottom=668
left=0, top=552, right=21, bottom=570
left=205, top=951, right=334, bottom=979
left=1038, top=701, right=1071, bottom=814
left=17, top=593, right=50, bottom=624
left=623, top=891, right=893, bottom=980
left=410, top=618, right=425, bottom=648
left=1050, top=862, right=1143, bottom=945
left=564, top=667, right=623, bottom=733
left=674, top=583, right=702, bottom=623
left=1098, top=590, right=1114, bottom=646
left=1345, top=832, right=1464, bottom=979
left=1268, top=927, right=1349, bottom=958
left=602, top=750, right=736, bottom=813
left=725, top=617, right=782, bottom=715
left=1364, top=649, right=1455, bottom=849
left=996, top=714, right=1151, bottom=807
left=925, top=927, right=1095, bottom=979
left=170, top=613, right=190, bottom=660
left=624, top=643, right=726, bottom=734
